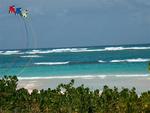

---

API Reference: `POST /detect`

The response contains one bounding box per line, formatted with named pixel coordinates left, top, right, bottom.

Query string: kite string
left=23, top=18, right=30, bottom=48
left=17, top=17, right=37, bottom=76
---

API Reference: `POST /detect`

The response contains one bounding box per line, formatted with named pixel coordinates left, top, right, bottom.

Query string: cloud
left=1, top=0, right=150, bottom=49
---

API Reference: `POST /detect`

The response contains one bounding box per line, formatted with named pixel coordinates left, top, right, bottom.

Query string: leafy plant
left=0, top=76, right=150, bottom=113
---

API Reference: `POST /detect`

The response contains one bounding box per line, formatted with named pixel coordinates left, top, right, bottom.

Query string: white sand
left=18, top=76, right=150, bottom=94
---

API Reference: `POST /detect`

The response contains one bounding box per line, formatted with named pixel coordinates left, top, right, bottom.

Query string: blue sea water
left=0, top=44, right=150, bottom=79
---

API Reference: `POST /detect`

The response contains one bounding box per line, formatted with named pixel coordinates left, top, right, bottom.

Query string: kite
left=9, top=5, right=16, bottom=14
left=9, top=5, right=29, bottom=18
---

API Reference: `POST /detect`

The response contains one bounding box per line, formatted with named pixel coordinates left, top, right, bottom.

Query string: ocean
left=0, top=44, right=150, bottom=79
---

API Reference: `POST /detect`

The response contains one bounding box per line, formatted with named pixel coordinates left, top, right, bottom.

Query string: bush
left=0, top=76, right=150, bottom=113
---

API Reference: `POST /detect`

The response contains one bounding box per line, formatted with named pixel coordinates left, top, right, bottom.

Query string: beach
left=18, top=76, right=150, bottom=94
left=0, top=44, right=150, bottom=94
left=1, top=1, right=150, bottom=112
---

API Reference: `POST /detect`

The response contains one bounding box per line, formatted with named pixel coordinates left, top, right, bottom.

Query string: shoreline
left=17, top=75, right=150, bottom=94
left=17, top=74, right=149, bottom=80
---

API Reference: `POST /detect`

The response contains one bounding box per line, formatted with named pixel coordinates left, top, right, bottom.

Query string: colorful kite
left=9, top=5, right=28, bottom=18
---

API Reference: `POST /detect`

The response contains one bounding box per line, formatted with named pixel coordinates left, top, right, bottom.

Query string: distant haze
left=0, top=0, right=150, bottom=49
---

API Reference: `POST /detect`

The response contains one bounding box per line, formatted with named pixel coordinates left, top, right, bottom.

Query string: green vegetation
left=0, top=76, right=150, bottom=113
left=148, top=62, right=150, bottom=72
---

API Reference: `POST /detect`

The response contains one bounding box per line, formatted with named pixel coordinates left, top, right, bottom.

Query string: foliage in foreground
left=0, top=76, right=150, bottom=113
left=148, top=62, right=150, bottom=72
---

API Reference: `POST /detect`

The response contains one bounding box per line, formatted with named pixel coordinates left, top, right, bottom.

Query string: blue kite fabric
left=9, top=5, right=28, bottom=18
left=15, top=8, right=22, bottom=15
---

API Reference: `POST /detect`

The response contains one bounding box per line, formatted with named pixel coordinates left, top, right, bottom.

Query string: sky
left=0, top=0, right=150, bottom=49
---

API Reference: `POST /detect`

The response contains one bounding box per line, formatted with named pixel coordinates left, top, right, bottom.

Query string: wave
left=25, top=46, right=150, bottom=54
left=26, top=50, right=51, bottom=54
left=103, top=46, right=150, bottom=51
left=17, top=74, right=149, bottom=80
left=115, top=74, right=149, bottom=77
left=20, top=55, right=42, bottom=58
left=25, top=48, right=88, bottom=54
left=34, top=62, right=69, bottom=65
left=18, top=75, right=106, bottom=80
left=104, top=47, right=125, bottom=51
left=33, top=58, right=149, bottom=66
left=0, top=50, right=23, bottom=55
left=78, top=46, right=150, bottom=52
left=34, top=61, right=105, bottom=66
left=98, top=60, right=105, bottom=63
left=24, top=48, right=103, bottom=54
left=110, top=58, right=150, bottom=63
left=0, top=46, right=150, bottom=55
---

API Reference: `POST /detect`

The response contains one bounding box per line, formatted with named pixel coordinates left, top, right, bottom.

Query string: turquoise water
left=0, top=44, right=150, bottom=78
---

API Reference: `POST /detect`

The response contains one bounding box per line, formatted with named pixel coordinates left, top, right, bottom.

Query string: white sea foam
left=126, top=47, right=150, bottom=50
left=98, top=60, right=105, bottom=63
left=0, top=50, right=23, bottom=55
left=79, top=46, right=150, bottom=52
left=34, top=62, right=69, bottom=65
left=18, top=75, right=106, bottom=80
left=25, top=48, right=88, bottom=54
left=104, top=47, right=125, bottom=51
left=26, top=50, right=50, bottom=54
left=1, top=46, right=150, bottom=55
left=24, top=46, right=150, bottom=54
left=104, top=46, right=150, bottom=51
left=87, top=46, right=150, bottom=52
left=17, top=74, right=149, bottom=80
left=110, top=58, right=150, bottom=63
left=111, top=60, right=126, bottom=63
left=51, top=48, right=88, bottom=53
left=126, top=58, right=150, bottom=62
left=0, top=51, right=3, bottom=53
left=115, top=74, right=149, bottom=77
left=20, top=55, right=42, bottom=58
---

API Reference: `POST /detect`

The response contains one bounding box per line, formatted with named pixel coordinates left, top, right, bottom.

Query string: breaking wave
left=110, top=58, right=150, bottom=63
left=34, top=62, right=69, bottom=65
left=103, top=46, right=150, bottom=51
left=18, top=74, right=149, bottom=80
left=34, top=58, right=150, bottom=66
left=98, top=60, right=105, bottom=63
left=25, top=48, right=88, bottom=54
left=17, top=75, right=106, bottom=80
left=0, top=50, right=23, bottom=55
left=0, top=46, right=150, bottom=55
left=20, top=55, right=42, bottom=58
left=25, top=46, right=150, bottom=54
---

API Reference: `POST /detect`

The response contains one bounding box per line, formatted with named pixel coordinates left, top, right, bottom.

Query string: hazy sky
left=0, top=0, right=150, bottom=49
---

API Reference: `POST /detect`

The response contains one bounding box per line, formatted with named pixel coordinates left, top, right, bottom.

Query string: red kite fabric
left=9, top=5, right=16, bottom=14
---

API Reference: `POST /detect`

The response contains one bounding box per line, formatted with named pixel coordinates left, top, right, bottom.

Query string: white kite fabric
left=9, top=5, right=28, bottom=18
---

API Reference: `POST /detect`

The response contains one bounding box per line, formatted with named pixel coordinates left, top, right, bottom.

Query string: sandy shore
left=17, top=76, right=150, bottom=94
